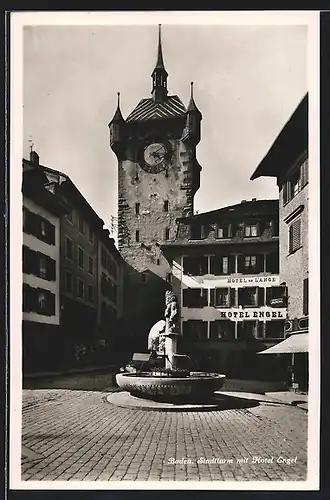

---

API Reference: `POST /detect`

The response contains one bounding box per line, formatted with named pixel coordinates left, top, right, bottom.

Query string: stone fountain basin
left=115, top=372, right=226, bottom=401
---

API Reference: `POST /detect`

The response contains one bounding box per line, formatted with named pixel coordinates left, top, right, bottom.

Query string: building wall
left=60, top=208, right=98, bottom=319
left=98, top=240, right=123, bottom=326
left=23, top=196, right=60, bottom=325
left=279, top=157, right=309, bottom=321
left=118, top=138, right=198, bottom=278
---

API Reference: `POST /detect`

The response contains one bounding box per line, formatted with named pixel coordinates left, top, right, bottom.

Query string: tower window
left=164, top=200, right=169, bottom=212
left=165, top=228, right=170, bottom=240
left=135, top=203, right=140, bottom=215
left=135, top=230, right=140, bottom=242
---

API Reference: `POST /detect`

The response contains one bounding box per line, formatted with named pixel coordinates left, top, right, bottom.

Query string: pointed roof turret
left=187, top=82, right=202, bottom=119
left=109, top=92, right=125, bottom=125
left=151, top=25, right=168, bottom=102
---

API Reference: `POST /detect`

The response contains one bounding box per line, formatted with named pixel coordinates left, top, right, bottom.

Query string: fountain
left=115, top=290, right=226, bottom=405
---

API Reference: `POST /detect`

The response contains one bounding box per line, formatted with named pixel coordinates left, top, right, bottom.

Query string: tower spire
left=151, top=24, right=168, bottom=102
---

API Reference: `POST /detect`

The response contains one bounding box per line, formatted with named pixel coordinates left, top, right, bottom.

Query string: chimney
left=252, top=198, right=257, bottom=202
left=30, top=151, right=40, bottom=165
left=241, top=200, right=247, bottom=204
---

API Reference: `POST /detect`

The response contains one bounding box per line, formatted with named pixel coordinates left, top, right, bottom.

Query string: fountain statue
left=116, top=290, right=226, bottom=403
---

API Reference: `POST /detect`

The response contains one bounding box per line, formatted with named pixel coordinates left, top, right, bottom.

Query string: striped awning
left=126, top=95, right=186, bottom=122
left=258, top=333, right=308, bottom=354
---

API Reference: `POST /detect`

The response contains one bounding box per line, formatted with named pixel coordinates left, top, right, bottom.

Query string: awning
left=258, top=333, right=308, bottom=354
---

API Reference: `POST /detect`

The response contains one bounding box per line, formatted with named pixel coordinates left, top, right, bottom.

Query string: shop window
left=78, top=247, right=84, bottom=269
left=210, top=255, right=232, bottom=275
left=182, top=320, right=208, bottom=340
left=65, top=237, right=74, bottom=261
left=237, top=320, right=258, bottom=340
left=183, top=288, right=208, bottom=308
left=78, top=279, right=85, bottom=299
left=245, top=223, right=259, bottom=237
left=265, top=320, right=285, bottom=339
left=289, top=218, right=302, bottom=254
left=183, top=255, right=208, bottom=276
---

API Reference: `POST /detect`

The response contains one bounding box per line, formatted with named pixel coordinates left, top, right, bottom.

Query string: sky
left=23, top=22, right=307, bottom=232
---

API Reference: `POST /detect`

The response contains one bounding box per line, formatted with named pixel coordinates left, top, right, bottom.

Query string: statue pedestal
left=163, top=333, right=180, bottom=370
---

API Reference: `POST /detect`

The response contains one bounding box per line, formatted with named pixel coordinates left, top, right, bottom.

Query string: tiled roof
left=126, top=95, right=186, bottom=122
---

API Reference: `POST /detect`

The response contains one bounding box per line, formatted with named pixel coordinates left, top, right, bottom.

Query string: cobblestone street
left=21, top=388, right=308, bottom=482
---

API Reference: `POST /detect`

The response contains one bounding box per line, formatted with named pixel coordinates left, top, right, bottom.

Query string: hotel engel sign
left=215, top=307, right=286, bottom=321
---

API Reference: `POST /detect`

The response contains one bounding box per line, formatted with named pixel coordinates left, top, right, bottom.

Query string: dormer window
left=245, top=223, right=259, bottom=237
left=216, top=224, right=230, bottom=239
left=190, top=223, right=204, bottom=240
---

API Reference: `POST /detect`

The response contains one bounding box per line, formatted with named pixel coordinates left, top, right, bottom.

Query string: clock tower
left=108, top=25, right=202, bottom=348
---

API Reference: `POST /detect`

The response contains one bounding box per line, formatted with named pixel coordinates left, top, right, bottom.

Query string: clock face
left=138, top=141, right=172, bottom=173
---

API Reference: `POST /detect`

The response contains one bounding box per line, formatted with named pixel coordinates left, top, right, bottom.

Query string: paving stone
left=20, top=388, right=308, bottom=483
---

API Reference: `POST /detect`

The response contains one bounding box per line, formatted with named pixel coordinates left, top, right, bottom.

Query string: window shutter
left=229, top=255, right=236, bottom=273
left=283, top=182, right=288, bottom=205
left=256, top=254, right=264, bottom=273
left=230, top=288, right=236, bottom=307
left=258, top=287, right=265, bottom=306
left=293, top=219, right=301, bottom=250
left=209, top=289, right=215, bottom=307
left=47, top=221, right=56, bottom=245
left=289, top=224, right=294, bottom=253
left=303, top=278, right=309, bottom=316
left=48, top=257, right=56, bottom=281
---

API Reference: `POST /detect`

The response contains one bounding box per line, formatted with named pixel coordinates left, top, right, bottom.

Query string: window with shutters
left=88, top=225, right=94, bottom=244
left=78, top=247, right=84, bottom=269
left=78, top=214, right=85, bottom=234
left=289, top=218, right=302, bottom=254
left=213, top=288, right=229, bottom=307
left=303, top=278, right=309, bottom=316
left=238, top=287, right=258, bottom=307
left=101, top=247, right=107, bottom=268
left=245, top=223, right=259, bottom=237
left=216, top=224, right=230, bottom=239
left=182, top=320, right=208, bottom=340
left=210, top=320, right=235, bottom=340
left=189, top=223, right=205, bottom=240
left=88, top=255, right=94, bottom=276
left=78, top=278, right=85, bottom=299
left=183, top=288, right=208, bottom=308
left=243, top=255, right=258, bottom=273
left=183, top=256, right=208, bottom=276
left=210, top=255, right=230, bottom=275
left=65, top=237, right=73, bottom=261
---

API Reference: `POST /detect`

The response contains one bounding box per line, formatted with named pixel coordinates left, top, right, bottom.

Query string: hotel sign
left=215, top=307, right=286, bottom=321
left=226, top=276, right=278, bottom=286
